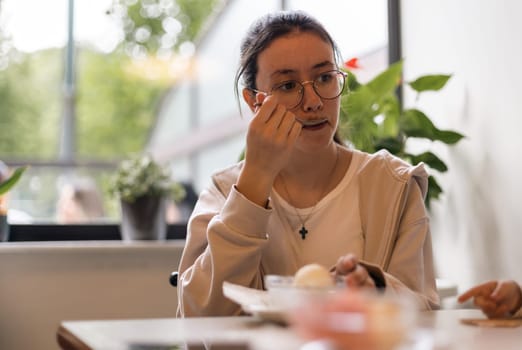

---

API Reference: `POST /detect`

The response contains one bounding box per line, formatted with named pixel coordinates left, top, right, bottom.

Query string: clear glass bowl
left=288, top=289, right=417, bottom=350
left=264, top=274, right=342, bottom=312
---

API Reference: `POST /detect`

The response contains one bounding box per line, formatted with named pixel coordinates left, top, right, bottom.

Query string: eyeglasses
left=252, top=70, right=347, bottom=110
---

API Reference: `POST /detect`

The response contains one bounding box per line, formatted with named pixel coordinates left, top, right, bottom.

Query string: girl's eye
left=274, top=81, right=299, bottom=92
left=317, top=72, right=334, bottom=84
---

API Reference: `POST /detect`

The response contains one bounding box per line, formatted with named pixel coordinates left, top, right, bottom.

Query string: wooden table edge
left=57, top=324, right=92, bottom=350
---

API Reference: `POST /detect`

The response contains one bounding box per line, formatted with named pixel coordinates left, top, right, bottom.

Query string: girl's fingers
left=276, top=111, right=299, bottom=137
left=335, top=255, right=358, bottom=275
left=255, top=92, right=266, bottom=106
left=254, top=102, right=299, bottom=149
left=256, top=97, right=279, bottom=124
left=265, top=104, right=288, bottom=128
left=287, top=119, right=303, bottom=141
left=345, top=265, right=375, bottom=288
left=333, top=255, right=375, bottom=289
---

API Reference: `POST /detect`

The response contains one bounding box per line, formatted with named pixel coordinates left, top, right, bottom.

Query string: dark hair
left=234, top=11, right=344, bottom=145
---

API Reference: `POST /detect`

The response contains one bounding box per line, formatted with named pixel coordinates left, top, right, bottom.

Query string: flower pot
left=0, top=215, right=9, bottom=242
left=120, top=195, right=167, bottom=241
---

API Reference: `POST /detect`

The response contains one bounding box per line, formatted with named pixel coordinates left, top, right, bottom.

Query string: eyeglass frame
left=249, top=69, right=348, bottom=110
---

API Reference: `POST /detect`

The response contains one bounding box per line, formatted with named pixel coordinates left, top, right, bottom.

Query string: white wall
left=0, top=241, right=184, bottom=350
left=401, top=0, right=522, bottom=291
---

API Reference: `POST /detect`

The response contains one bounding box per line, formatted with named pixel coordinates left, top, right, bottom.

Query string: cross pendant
left=299, top=226, right=308, bottom=240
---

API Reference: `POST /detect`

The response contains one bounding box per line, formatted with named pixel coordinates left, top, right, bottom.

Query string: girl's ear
left=242, top=88, right=257, bottom=113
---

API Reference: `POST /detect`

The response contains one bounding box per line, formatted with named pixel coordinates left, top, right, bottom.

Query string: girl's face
left=255, top=31, right=340, bottom=153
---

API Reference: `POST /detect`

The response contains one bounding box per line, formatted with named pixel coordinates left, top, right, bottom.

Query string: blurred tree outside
left=0, top=49, right=61, bottom=159
left=0, top=0, right=221, bottom=221
left=76, top=49, right=168, bottom=159
left=0, top=0, right=220, bottom=161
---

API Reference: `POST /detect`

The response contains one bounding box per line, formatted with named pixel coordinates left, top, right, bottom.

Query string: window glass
left=0, top=0, right=220, bottom=225
left=288, top=0, right=388, bottom=63
left=0, top=0, right=389, bottom=231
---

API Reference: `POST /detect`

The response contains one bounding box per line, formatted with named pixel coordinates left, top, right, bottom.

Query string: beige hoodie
left=177, top=149, right=440, bottom=317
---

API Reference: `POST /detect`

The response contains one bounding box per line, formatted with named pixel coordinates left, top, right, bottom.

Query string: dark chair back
left=169, top=271, right=178, bottom=287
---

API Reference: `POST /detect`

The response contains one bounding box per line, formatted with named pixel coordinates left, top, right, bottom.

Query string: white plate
left=222, top=281, right=341, bottom=324
left=245, top=304, right=288, bottom=323
left=222, top=281, right=289, bottom=322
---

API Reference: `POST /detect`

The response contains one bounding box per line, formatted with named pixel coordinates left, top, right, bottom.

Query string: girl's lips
left=296, top=118, right=329, bottom=129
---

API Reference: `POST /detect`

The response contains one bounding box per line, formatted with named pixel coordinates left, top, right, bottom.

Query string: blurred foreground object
left=289, top=289, right=416, bottom=350
left=293, top=263, right=335, bottom=288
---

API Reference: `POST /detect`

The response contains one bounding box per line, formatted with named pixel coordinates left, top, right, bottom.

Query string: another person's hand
left=458, top=280, right=522, bottom=318
left=334, top=254, right=376, bottom=290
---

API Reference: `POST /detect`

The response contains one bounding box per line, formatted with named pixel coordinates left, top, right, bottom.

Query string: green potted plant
left=0, top=163, right=28, bottom=242
left=339, top=59, right=465, bottom=207
left=109, top=154, right=185, bottom=241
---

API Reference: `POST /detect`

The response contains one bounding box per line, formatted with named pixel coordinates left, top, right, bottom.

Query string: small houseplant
left=109, top=154, right=185, bottom=240
left=0, top=164, right=27, bottom=241
left=339, top=59, right=464, bottom=207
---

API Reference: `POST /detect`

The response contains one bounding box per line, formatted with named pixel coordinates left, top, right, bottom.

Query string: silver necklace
left=278, top=147, right=340, bottom=240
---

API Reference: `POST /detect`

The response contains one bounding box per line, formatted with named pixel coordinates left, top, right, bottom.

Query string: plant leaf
left=340, top=85, right=379, bottom=150
left=342, top=85, right=378, bottom=116
left=367, top=60, right=402, bottom=97
left=401, top=109, right=438, bottom=140
left=374, top=137, right=403, bottom=154
left=408, top=74, right=452, bottom=92
left=436, top=130, right=465, bottom=144
left=426, top=175, right=443, bottom=209
left=401, top=109, right=464, bottom=145
left=343, top=69, right=361, bottom=92
left=408, top=152, right=448, bottom=172
left=0, top=166, right=28, bottom=195
left=378, top=96, right=401, bottom=138
left=109, top=154, right=184, bottom=203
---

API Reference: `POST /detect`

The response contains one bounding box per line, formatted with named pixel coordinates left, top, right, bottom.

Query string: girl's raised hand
left=245, top=94, right=302, bottom=178
left=236, top=95, right=302, bottom=207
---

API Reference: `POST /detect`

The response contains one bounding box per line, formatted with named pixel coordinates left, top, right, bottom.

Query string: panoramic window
left=0, top=0, right=389, bottom=235
left=0, top=0, right=220, bottom=226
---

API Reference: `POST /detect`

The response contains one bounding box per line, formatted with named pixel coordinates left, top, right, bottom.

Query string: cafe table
left=57, top=309, right=522, bottom=350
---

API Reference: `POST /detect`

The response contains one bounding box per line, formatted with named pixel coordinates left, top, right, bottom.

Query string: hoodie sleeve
left=177, top=175, right=272, bottom=317
left=356, top=150, right=440, bottom=310
left=362, top=177, right=440, bottom=310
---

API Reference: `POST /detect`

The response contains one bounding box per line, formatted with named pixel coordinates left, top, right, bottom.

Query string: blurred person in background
left=56, top=178, right=105, bottom=224
left=166, top=182, right=199, bottom=224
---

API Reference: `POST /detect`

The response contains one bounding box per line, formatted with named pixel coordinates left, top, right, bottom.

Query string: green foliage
left=0, top=0, right=220, bottom=220
left=339, top=61, right=465, bottom=207
left=0, top=48, right=167, bottom=161
left=1, top=0, right=221, bottom=162
left=76, top=50, right=168, bottom=159
left=0, top=166, right=28, bottom=195
left=0, top=50, right=62, bottom=159
left=109, top=154, right=185, bottom=203
left=109, top=0, right=221, bottom=55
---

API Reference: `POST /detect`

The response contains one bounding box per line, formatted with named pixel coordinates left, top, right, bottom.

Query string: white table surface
left=58, top=309, right=522, bottom=350
left=435, top=278, right=459, bottom=299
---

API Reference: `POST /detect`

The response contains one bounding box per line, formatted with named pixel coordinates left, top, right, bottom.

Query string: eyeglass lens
left=271, top=70, right=345, bottom=109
